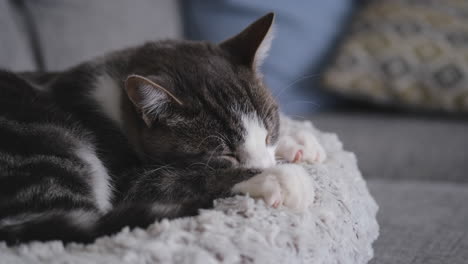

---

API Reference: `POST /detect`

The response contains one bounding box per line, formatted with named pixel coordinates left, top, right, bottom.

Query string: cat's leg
left=125, top=160, right=314, bottom=212
left=124, top=163, right=260, bottom=207
left=275, top=114, right=327, bottom=164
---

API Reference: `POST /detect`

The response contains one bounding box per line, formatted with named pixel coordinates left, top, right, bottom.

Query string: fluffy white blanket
left=1, top=123, right=379, bottom=264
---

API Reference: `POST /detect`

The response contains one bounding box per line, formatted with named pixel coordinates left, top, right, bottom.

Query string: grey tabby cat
left=0, top=13, right=326, bottom=245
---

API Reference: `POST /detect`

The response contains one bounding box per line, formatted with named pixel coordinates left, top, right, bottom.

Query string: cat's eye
left=265, top=134, right=271, bottom=145
left=221, top=153, right=239, bottom=164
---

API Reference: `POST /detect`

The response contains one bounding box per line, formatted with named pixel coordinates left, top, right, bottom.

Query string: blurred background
left=1, top=0, right=467, bottom=263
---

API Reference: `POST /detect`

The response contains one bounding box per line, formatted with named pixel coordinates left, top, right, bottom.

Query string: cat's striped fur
left=0, top=13, right=281, bottom=244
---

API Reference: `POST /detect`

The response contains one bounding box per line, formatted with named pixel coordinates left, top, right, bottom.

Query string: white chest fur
left=91, top=74, right=123, bottom=128
left=75, top=144, right=112, bottom=212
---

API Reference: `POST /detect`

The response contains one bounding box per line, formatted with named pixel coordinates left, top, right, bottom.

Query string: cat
left=0, top=13, right=326, bottom=245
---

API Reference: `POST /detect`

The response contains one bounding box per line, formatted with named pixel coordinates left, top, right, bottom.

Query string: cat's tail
left=0, top=203, right=198, bottom=245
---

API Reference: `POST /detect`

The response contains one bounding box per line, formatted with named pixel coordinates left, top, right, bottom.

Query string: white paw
left=232, top=164, right=315, bottom=212
left=276, top=117, right=327, bottom=164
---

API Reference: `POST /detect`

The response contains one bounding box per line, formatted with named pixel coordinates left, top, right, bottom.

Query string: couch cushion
left=322, top=0, right=468, bottom=113
left=0, top=0, right=36, bottom=71
left=368, top=180, right=468, bottom=264
left=24, top=0, right=182, bottom=71
left=312, top=112, right=468, bottom=182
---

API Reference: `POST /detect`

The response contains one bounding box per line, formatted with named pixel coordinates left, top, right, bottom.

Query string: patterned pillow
left=323, top=0, right=468, bottom=112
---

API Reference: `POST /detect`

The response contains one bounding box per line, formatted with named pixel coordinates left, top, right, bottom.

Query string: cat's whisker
left=287, top=100, right=321, bottom=106
left=204, top=144, right=224, bottom=169
left=262, top=74, right=322, bottom=115
left=215, top=132, right=231, bottom=145
left=196, top=135, right=226, bottom=149
left=283, top=100, right=322, bottom=112
left=258, top=97, right=277, bottom=119
left=272, top=73, right=322, bottom=100
left=196, top=135, right=214, bottom=149
left=144, top=164, right=175, bottom=175
left=188, top=162, right=215, bottom=172
left=287, top=114, right=307, bottom=121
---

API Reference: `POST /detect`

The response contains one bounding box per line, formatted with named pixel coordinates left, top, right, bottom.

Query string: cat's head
left=124, top=13, right=279, bottom=168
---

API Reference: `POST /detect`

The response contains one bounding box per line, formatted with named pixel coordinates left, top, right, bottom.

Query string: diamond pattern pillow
left=323, top=0, right=468, bottom=112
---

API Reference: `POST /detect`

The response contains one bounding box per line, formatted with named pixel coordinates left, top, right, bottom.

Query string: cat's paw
left=276, top=119, right=327, bottom=164
left=232, top=164, right=314, bottom=211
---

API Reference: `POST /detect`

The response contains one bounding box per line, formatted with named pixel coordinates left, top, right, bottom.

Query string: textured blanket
left=0, top=123, right=379, bottom=264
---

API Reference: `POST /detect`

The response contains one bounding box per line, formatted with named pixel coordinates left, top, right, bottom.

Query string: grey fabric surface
left=0, top=0, right=36, bottom=71
left=24, top=0, right=182, bottom=71
left=368, top=180, right=468, bottom=264
left=313, top=112, right=468, bottom=182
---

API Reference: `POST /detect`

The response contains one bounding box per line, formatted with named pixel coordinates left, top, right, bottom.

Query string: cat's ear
left=219, top=12, right=275, bottom=71
left=125, top=74, right=183, bottom=126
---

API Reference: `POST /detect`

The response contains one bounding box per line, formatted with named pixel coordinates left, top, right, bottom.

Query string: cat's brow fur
left=0, top=13, right=279, bottom=244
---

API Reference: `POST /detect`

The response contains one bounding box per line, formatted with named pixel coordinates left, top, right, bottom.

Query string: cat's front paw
left=232, top=164, right=314, bottom=211
left=276, top=119, right=327, bottom=164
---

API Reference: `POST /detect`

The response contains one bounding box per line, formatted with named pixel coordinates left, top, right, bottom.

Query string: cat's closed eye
left=220, top=153, right=240, bottom=165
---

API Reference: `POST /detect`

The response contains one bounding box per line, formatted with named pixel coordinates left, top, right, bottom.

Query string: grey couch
left=314, top=112, right=468, bottom=264
left=2, top=1, right=467, bottom=263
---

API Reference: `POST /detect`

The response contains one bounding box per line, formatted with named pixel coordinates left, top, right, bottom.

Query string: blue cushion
left=182, top=0, right=354, bottom=114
